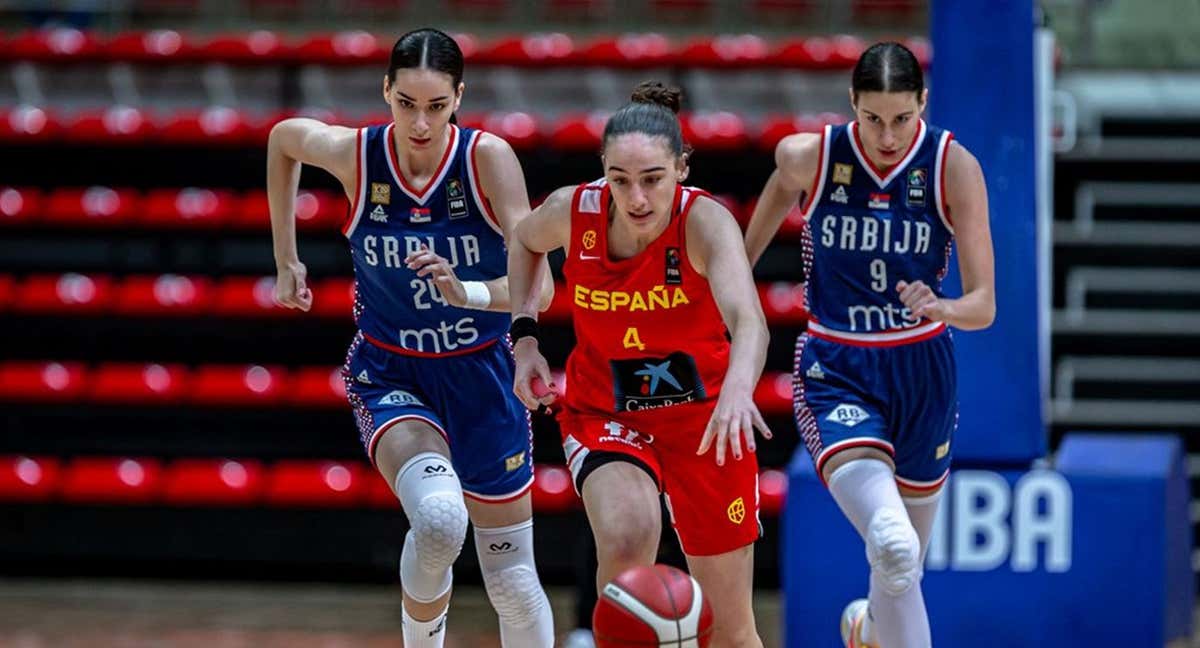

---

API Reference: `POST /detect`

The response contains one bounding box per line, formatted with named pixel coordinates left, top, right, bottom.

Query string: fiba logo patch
left=504, top=451, right=525, bottom=472
left=727, top=497, right=746, bottom=524
left=370, top=182, right=390, bottom=205
left=379, top=390, right=422, bottom=407
left=826, top=403, right=870, bottom=427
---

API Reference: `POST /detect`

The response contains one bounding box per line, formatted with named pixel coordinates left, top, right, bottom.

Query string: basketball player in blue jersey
left=265, top=28, right=556, bottom=648
left=745, top=42, right=995, bottom=648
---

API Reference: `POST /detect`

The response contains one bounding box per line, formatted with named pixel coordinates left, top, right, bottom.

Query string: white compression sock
left=475, top=519, right=555, bottom=647
left=903, top=487, right=945, bottom=565
left=828, top=459, right=931, bottom=648
left=403, top=604, right=448, bottom=648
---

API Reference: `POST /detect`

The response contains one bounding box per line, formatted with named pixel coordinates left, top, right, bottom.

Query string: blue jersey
left=801, top=119, right=955, bottom=346
left=342, top=124, right=509, bottom=356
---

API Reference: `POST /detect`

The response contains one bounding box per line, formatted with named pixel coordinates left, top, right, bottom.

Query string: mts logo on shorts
left=610, top=352, right=705, bottom=412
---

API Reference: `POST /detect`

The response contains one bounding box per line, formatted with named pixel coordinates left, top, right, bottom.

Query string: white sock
left=828, top=459, right=931, bottom=648
left=403, top=604, right=448, bottom=648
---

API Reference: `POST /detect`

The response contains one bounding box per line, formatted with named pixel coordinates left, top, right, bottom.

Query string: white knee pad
left=475, top=519, right=551, bottom=630
left=396, top=452, right=468, bottom=603
left=865, top=507, right=922, bottom=596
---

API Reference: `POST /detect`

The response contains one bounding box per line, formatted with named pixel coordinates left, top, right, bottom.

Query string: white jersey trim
left=848, top=119, right=928, bottom=188
left=808, top=319, right=946, bottom=343
left=933, top=130, right=955, bottom=235
left=577, top=179, right=605, bottom=214
left=801, top=125, right=832, bottom=222
left=342, top=126, right=370, bottom=239
left=384, top=123, right=459, bottom=206
left=464, top=129, right=504, bottom=236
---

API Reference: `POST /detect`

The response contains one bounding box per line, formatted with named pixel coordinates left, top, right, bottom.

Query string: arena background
left=0, top=0, right=1196, bottom=645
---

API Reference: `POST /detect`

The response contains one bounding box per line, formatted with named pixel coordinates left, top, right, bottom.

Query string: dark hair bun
left=630, top=81, right=683, bottom=114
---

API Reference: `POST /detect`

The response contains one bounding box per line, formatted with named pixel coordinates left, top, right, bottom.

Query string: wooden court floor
left=0, top=579, right=784, bottom=647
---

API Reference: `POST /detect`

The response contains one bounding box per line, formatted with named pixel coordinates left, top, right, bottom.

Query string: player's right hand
left=512, top=338, right=557, bottom=411
left=274, top=260, right=313, bottom=312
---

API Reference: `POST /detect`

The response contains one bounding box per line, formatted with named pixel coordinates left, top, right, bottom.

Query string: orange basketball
left=592, top=564, right=713, bottom=647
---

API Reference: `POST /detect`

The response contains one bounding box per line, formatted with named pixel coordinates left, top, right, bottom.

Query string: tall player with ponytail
left=509, top=81, right=772, bottom=648
left=266, top=28, right=556, bottom=648
left=745, top=42, right=996, bottom=648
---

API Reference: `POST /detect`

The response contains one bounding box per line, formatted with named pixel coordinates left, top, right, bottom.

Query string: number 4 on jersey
left=623, top=327, right=646, bottom=351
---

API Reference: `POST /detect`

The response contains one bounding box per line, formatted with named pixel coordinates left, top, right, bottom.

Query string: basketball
left=592, top=564, right=714, bottom=647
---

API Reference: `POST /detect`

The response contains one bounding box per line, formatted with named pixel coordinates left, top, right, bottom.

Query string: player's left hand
left=406, top=245, right=467, bottom=306
left=897, top=279, right=950, bottom=322
left=697, top=388, right=772, bottom=466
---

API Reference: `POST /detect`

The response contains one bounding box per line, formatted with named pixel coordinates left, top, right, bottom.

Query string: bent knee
left=482, top=564, right=548, bottom=629
left=409, top=492, right=469, bottom=570
left=865, top=507, right=921, bottom=595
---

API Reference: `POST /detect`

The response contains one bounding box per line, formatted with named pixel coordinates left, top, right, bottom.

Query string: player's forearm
left=723, top=309, right=770, bottom=392
left=942, top=288, right=995, bottom=331
left=507, top=240, right=548, bottom=320
left=744, top=170, right=801, bottom=267
left=266, top=132, right=303, bottom=265
left=482, top=262, right=554, bottom=314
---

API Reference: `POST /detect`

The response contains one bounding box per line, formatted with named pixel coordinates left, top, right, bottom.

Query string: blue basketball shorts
left=341, top=331, right=534, bottom=502
left=792, top=330, right=957, bottom=493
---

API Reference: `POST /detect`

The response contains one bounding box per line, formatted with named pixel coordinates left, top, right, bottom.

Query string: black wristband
left=509, top=316, right=539, bottom=343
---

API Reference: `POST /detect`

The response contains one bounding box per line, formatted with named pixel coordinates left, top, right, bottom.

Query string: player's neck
left=391, top=126, right=452, bottom=182
left=607, top=209, right=670, bottom=260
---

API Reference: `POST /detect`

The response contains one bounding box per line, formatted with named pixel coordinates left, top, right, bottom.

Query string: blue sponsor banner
left=782, top=435, right=1192, bottom=647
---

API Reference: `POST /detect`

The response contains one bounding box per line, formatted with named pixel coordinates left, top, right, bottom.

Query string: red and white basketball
left=593, top=564, right=714, bottom=647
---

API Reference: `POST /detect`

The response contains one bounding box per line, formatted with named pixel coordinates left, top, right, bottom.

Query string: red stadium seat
left=476, top=33, right=575, bottom=67
left=65, top=107, right=154, bottom=144
left=548, top=112, right=609, bottom=152
left=574, top=33, right=672, bottom=68
left=156, top=108, right=256, bottom=146
left=190, top=364, right=288, bottom=406
left=60, top=457, right=163, bottom=505
left=364, top=470, right=399, bottom=508
left=0, top=106, right=62, bottom=142
left=675, top=35, right=770, bottom=68
left=264, top=460, right=368, bottom=507
left=0, top=187, right=43, bottom=225
left=308, top=278, right=357, bottom=319
left=758, top=282, right=809, bottom=324
left=288, top=367, right=347, bottom=407
left=757, top=467, right=788, bottom=516
left=89, top=363, right=192, bottom=405
left=103, top=29, right=195, bottom=62
left=0, top=456, right=61, bottom=502
left=113, top=275, right=215, bottom=316
left=0, top=362, right=89, bottom=402
left=211, top=276, right=287, bottom=317
left=293, top=31, right=387, bottom=65
left=681, top=111, right=749, bottom=151
left=44, top=187, right=140, bottom=227
left=770, top=35, right=866, bottom=69
left=14, top=273, right=114, bottom=314
left=236, top=189, right=343, bottom=231
left=196, top=31, right=289, bottom=64
left=531, top=464, right=579, bottom=513
left=756, top=113, right=829, bottom=151
left=162, top=458, right=265, bottom=506
left=141, top=188, right=238, bottom=229
left=5, top=28, right=102, bottom=62
left=754, top=371, right=794, bottom=416
left=480, top=111, right=543, bottom=150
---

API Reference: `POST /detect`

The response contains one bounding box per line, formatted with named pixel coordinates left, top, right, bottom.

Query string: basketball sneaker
left=840, top=598, right=874, bottom=648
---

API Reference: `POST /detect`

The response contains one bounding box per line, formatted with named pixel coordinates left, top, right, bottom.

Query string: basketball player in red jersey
left=508, top=82, right=772, bottom=648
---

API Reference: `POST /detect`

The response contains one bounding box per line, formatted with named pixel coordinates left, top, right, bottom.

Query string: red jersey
left=562, top=179, right=730, bottom=416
